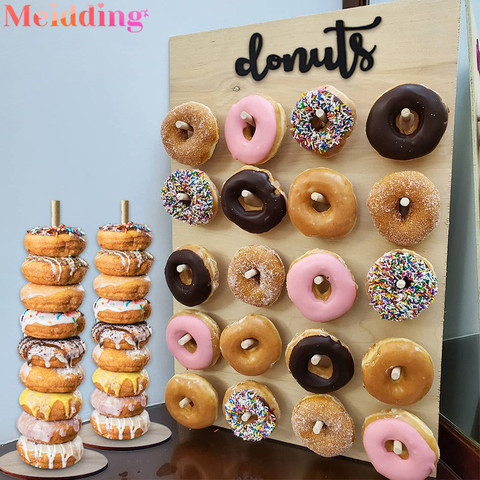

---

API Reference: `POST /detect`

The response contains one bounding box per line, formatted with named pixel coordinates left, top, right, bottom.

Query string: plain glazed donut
left=224, top=94, right=286, bottom=165
left=166, top=310, right=220, bottom=370
left=20, top=363, right=84, bottom=393
left=220, top=166, right=287, bottom=233
left=227, top=245, right=285, bottom=307
left=290, top=86, right=356, bottom=157
left=19, top=389, right=83, bottom=421
left=24, top=225, right=86, bottom=257
left=90, top=410, right=150, bottom=440
left=20, top=310, right=85, bottom=340
left=17, top=435, right=83, bottom=469
left=17, top=412, right=81, bottom=444
left=95, top=249, right=154, bottom=276
left=288, top=168, right=357, bottom=238
left=291, top=394, right=354, bottom=457
left=219, top=314, right=282, bottom=376
left=363, top=409, right=440, bottom=480
left=93, top=274, right=151, bottom=301
left=366, top=249, right=438, bottom=321
left=22, top=255, right=88, bottom=286
left=285, top=329, right=354, bottom=394
left=366, top=84, right=449, bottom=160
left=92, top=345, right=151, bottom=372
left=161, top=101, right=219, bottom=166
left=93, top=298, right=151, bottom=324
left=362, top=338, right=434, bottom=405
left=20, top=283, right=85, bottom=313
left=223, top=380, right=280, bottom=442
left=92, top=321, right=152, bottom=350
left=161, top=169, right=219, bottom=225
left=90, top=388, right=147, bottom=418
left=164, top=244, right=219, bottom=307
left=92, top=367, right=149, bottom=397
left=165, top=373, right=218, bottom=429
left=286, top=249, right=357, bottom=322
left=97, top=223, right=152, bottom=251
left=367, top=171, right=440, bottom=246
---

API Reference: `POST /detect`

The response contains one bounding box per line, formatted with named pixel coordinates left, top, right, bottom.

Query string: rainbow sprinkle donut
left=291, top=85, right=356, bottom=157
left=161, top=169, right=218, bottom=225
left=366, top=249, right=438, bottom=321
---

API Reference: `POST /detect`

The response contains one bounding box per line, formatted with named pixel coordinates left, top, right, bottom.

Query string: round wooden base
left=0, top=449, right=108, bottom=480
left=81, top=422, right=172, bottom=451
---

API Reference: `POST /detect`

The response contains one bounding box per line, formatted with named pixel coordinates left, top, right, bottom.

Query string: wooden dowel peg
left=314, top=276, right=324, bottom=285
left=396, top=279, right=406, bottom=289
left=176, top=120, right=193, bottom=131
left=400, top=197, right=410, bottom=207
left=241, top=338, right=257, bottom=350
left=176, top=264, right=189, bottom=273
left=311, top=192, right=326, bottom=203
left=179, top=397, right=191, bottom=408
left=121, top=200, right=129, bottom=224
left=51, top=200, right=60, bottom=227
left=241, top=189, right=257, bottom=206
left=391, top=366, right=402, bottom=380
left=399, top=108, right=415, bottom=132
left=313, top=420, right=324, bottom=434
left=241, top=411, right=252, bottom=422
left=244, top=268, right=259, bottom=279
left=178, top=333, right=193, bottom=346
left=311, top=354, right=322, bottom=366
left=315, top=109, right=327, bottom=123
left=393, top=440, right=403, bottom=455
left=177, top=193, right=190, bottom=201
left=240, top=111, right=255, bottom=127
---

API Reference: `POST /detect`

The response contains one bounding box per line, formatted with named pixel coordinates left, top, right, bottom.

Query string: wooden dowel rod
left=121, top=200, right=129, bottom=224
left=51, top=200, right=60, bottom=227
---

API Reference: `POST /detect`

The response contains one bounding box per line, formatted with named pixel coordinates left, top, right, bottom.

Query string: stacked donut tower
left=159, top=81, right=448, bottom=480
left=18, top=201, right=87, bottom=469
left=90, top=201, right=154, bottom=441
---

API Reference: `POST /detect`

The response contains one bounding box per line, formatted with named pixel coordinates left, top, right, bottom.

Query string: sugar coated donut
left=20, top=363, right=84, bottom=393
left=291, top=394, right=354, bottom=457
left=95, top=249, right=154, bottom=276
left=17, top=412, right=81, bottom=444
left=227, top=245, right=285, bottom=307
left=92, top=321, right=152, bottom=350
left=90, top=388, right=147, bottom=417
left=362, top=338, right=434, bottom=405
left=92, top=367, right=149, bottom=397
left=97, top=222, right=152, bottom=251
left=288, top=168, right=357, bottom=238
left=287, top=249, right=357, bottom=322
left=366, top=84, right=448, bottom=160
left=165, top=244, right=219, bottom=307
left=18, top=336, right=86, bottom=368
left=220, top=166, right=287, bottom=233
left=22, top=255, right=88, bottom=286
left=220, top=314, right=282, bottom=376
left=366, top=249, right=438, bottom=321
left=286, top=329, right=354, bottom=394
left=165, top=373, right=218, bottom=429
left=93, top=345, right=151, bottom=372
left=224, top=94, right=286, bottom=165
left=161, top=101, right=219, bottom=166
left=17, top=435, right=83, bottom=469
left=25, top=225, right=86, bottom=257
left=93, top=297, right=151, bottom=324
left=291, top=86, right=356, bottom=157
left=19, top=389, right=82, bottom=421
left=20, top=310, right=85, bottom=339
left=161, top=169, right=219, bottom=225
left=20, top=283, right=85, bottom=313
left=223, top=381, right=279, bottom=442
left=166, top=310, right=220, bottom=370
left=93, top=274, right=151, bottom=301
left=91, top=409, right=150, bottom=440
left=367, top=171, right=440, bottom=246
left=363, top=409, right=439, bottom=480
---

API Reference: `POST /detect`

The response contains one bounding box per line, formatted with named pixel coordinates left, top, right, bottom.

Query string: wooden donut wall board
left=169, top=0, right=460, bottom=466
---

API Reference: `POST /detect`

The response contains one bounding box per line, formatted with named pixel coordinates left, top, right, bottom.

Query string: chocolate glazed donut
left=288, top=335, right=354, bottom=393
left=165, top=249, right=213, bottom=307
left=221, top=168, right=287, bottom=233
left=366, top=84, right=448, bottom=160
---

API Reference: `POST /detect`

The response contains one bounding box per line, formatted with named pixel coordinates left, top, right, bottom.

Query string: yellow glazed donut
left=92, top=367, right=149, bottom=397
left=20, top=310, right=85, bottom=340
left=20, top=283, right=85, bottom=313
left=90, top=410, right=150, bottom=440
left=20, top=363, right=84, bottom=393
left=92, top=345, right=151, bottom=372
left=24, top=225, right=86, bottom=257
left=97, top=222, right=152, bottom=251
left=220, top=314, right=282, bottom=376
left=94, top=249, right=154, bottom=276
left=93, top=274, right=151, bottom=301
left=22, top=255, right=88, bottom=286
left=19, top=389, right=83, bottom=421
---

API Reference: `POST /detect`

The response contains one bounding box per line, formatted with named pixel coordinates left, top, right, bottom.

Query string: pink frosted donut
left=363, top=410, right=439, bottom=480
left=166, top=310, right=220, bottom=370
left=286, top=249, right=357, bottom=322
left=90, top=388, right=147, bottom=418
left=224, top=95, right=286, bottom=165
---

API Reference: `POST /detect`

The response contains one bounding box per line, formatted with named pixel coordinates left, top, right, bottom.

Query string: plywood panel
left=168, top=0, right=460, bottom=466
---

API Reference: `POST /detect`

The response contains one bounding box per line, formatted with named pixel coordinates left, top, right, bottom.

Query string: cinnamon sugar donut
left=95, top=249, right=154, bottom=276
left=90, top=388, right=147, bottom=417
left=90, top=410, right=150, bottom=440
left=17, top=412, right=81, bottom=444
left=20, top=283, right=85, bottom=313
left=161, top=101, right=219, bottom=166
left=92, top=345, right=151, bottom=372
left=93, top=298, right=151, bottom=324
left=92, top=367, right=149, bottom=397
left=22, top=255, right=88, bottom=286
left=97, top=223, right=152, bottom=251
left=93, top=274, right=151, bottom=301
left=19, top=389, right=83, bottom=421
left=367, top=171, right=440, bottom=246
left=24, top=225, right=86, bottom=257
left=20, top=310, right=85, bottom=339
left=20, top=363, right=84, bottom=393
left=227, top=245, right=285, bottom=307
left=92, top=321, right=152, bottom=350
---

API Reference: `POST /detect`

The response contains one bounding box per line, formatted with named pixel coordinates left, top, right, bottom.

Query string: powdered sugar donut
left=93, top=297, right=151, bottom=324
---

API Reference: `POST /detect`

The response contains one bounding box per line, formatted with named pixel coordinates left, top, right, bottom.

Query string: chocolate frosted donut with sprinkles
left=291, top=85, right=356, bottom=157
left=366, top=249, right=438, bottom=321
left=161, top=169, right=219, bottom=225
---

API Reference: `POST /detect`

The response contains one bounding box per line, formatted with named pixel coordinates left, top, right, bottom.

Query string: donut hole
left=308, top=355, right=333, bottom=379
left=311, top=196, right=331, bottom=213
left=310, top=115, right=328, bottom=132
left=238, top=193, right=264, bottom=212
left=385, top=440, right=409, bottom=460
left=397, top=200, right=411, bottom=219
left=312, top=277, right=331, bottom=301
left=243, top=123, right=256, bottom=140
left=240, top=338, right=258, bottom=351
left=178, top=268, right=193, bottom=286
left=243, top=413, right=258, bottom=425
left=395, top=109, right=420, bottom=135
left=183, top=338, right=198, bottom=354
left=395, top=277, right=412, bottom=290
